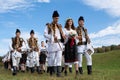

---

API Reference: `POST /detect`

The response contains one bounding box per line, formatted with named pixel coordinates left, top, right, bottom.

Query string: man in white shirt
left=10, top=29, right=24, bottom=76
left=44, top=10, right=65, bottom=77
left=76, top=16, right=93, bottom=75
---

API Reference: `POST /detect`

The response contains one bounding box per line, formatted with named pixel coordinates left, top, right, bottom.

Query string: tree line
left=94, top=44, right=120, bottom=53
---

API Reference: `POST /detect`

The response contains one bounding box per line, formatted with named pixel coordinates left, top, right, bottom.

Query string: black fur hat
left=30, top=30, right=34, bottom=34
left=52, top=10, right=59, bottom=17
left=16, top=29, right=21, bottom=33
left=78, top=16, right=84, bottom=21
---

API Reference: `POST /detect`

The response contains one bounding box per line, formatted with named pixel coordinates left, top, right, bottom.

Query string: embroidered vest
left=76, top=26, right=90, bottom=45
left=27, top=37, right=39, bottom=51
left=47, top=22, right=64, bottom=43
left=12, top=37, right=23, bottom=50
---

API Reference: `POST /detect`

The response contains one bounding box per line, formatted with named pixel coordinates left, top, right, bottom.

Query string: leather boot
left=31, top=67, right=35, bottom=73
left=87, top=65, right=92, bottom=75
left=37, top=66, right=40, bottom=74
left=12, top=66, right=17, bottom=76
left=69, top=67, right=72, bottom=73
left=79, top=67, right=83, bottom=74
left=57, top=66, right=62, bottom=77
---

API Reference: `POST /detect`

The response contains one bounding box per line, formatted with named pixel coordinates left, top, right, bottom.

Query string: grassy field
left=0, top=50, right=120, bottom=80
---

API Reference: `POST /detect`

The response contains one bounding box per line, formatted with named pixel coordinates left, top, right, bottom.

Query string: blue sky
left=0, top=0, right=120, bottom=56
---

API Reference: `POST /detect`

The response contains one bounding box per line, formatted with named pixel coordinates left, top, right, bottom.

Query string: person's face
left=41, top=42, right=44, bottom=46
left=16, top=32, right=20, bottom=37
left=68, top=19, right=73, bottom=26
left=30, top=33, right=34, bottom=38
left=53, top=17, right=59, bottom=23
left=78, top=20, right=84, bottom=27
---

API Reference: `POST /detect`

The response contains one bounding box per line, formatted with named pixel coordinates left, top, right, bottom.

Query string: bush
left=110, top=45, right=117, bottom=50
left=97, top=47, right=104, bottom=53
left=105, top=46, right=111, bottom=52
left=0, top=56, right=2, bottom=62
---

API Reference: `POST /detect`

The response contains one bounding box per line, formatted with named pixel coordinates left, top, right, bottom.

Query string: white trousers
left=77, top=45, right=92, bottom=67
left=48, top=51, right=62, bottom=66
left=69, top=64, right=72, bottom=68
left=46, top=57, right=49, bottom=67
left=78, top=53, right=92, bottom=67
left=12, top=52, right=21, bottom=67
left=26, top=51, right=39, bottom=67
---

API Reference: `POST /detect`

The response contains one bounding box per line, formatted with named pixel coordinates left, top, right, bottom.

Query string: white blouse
left=63, top=28, right=77, bottom=44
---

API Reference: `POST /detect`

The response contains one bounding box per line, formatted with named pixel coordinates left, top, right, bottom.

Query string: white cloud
left=0, top=21, right=20, bottom=28
left=0, top=49, right=8, bottom=56
left=82, top=0, right=120, bottom=47
left=0, top=0, right=31, bottom=13
left=82, top=0, right=120, bottom=17
left=37, top=0, right=50, bottom=3
left=0, top=0, right=50, bottom=13
left=0, top=38, right=10, bottom=56
left=91, top=35, right=120, bottom=48
left=89, top=21, right=120, bottom=47
left=89, top=21, right=120, bottom=39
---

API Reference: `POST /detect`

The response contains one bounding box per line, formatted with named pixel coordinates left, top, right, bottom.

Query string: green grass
left=0, top=50, right=120, bottom=80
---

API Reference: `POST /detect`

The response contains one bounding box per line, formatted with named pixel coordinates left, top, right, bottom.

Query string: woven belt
left=54, top=39, right=61, bottom=43
left=77, top=42, right=87, bottom=45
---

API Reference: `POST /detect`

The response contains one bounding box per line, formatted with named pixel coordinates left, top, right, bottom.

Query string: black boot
left=79, top=67, right=83, bottom=74
left=31, top=67, right=35, bottom=73
left=26, top=66, right=29, bottom=72
left=87, top=65, right=92, bottom=75
left=37, top=66, right=40, bottom=74
left=61, top=67, right=64, bottom=72
left=12, top=66, right=17, bottom=76
left=50, top=67, right=53, bottom=76
left=69, top=67, right=72, bottom=73
left=47, top=67, right=50, bottom=73
left=56, top=66, right=62, bottom=77
left=64, top=70, right=67, bottom=76
left=53, top=66, right=57, bottom=74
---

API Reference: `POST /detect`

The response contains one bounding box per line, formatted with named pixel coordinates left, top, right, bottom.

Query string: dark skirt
left=39, top=52, right=47, bottom=64
left=20, top=54, right=27, bottom=64
left=4, top=62, right=8, bottom=69
left=64, top=38, right=78, bottom=63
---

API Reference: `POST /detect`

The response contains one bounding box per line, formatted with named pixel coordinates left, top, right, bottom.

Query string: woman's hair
left=41, top=41, right=44, bottom=43
left=64, top=18, right=75, bottom=30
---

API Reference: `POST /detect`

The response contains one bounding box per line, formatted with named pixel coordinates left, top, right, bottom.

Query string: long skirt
left=39, top=53, right=47, bottom=64
left=64, top=38, right=78, bottom=63
left=20, top=54, right=27, bottom=64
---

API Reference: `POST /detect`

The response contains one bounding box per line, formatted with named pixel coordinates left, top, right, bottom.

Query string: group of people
left=2, top=10, right=94, bottom=77
left=2, top=29, right=48, bottom=75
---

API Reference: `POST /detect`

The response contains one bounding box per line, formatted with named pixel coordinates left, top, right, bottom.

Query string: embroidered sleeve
left=44, top=24, right=51, bottom=40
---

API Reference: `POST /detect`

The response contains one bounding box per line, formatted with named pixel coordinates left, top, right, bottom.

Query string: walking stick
left=56, top=39, right=63, bottom=51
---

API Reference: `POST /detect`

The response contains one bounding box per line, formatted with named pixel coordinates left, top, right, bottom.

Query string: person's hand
left=54, top=36, right=58, bottom=41
left=85, top=36, right=91, bottom=44
left=11, top=50, right=14, bottom=53
left=18, top=47, right=21, bottom=50
left=62, top=34, right=66, bottom=39
left=85, top=36, right=89, bottom=39
left=17, top=48, right=21, bottom=51
left=30, top=48, right=34, bottom=52
left=76, top=36, right=82, bottom=39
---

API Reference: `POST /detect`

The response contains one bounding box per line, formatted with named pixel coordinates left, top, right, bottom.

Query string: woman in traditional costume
left=63, top=18, right=79, bottom=76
